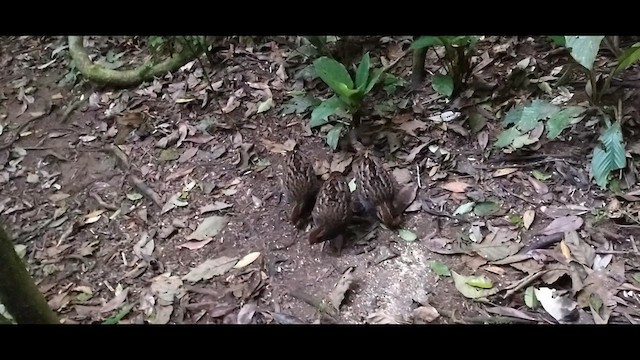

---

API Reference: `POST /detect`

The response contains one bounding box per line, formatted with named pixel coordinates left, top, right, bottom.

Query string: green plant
left=495, top=99, right=587, bottom=151
left=410, top=36, right=480, bottom=97
left=551, top=36, right=640, bottom=106
left=309, top=52, right=386, bottom=149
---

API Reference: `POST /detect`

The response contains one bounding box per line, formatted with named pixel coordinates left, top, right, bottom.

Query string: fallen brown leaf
left=177, top=239, right=213, bottom=250
left=100, top=288, right=129, bottom=313
left=328, top=267, right=355, bottom=311
left=398, top=119, right=427, bottom=137
left=493, top=168, right=518, bottom=177
left=330, top=152, right=353, bottom=173
left=178, top=147, right=199, bottom=163
left=538, top=216, right=583, bottom=236
left=441, top=181, right=471, bottom=193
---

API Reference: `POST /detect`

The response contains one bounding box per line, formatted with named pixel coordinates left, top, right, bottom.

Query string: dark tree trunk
left=0, top=225, right=59, bottom=324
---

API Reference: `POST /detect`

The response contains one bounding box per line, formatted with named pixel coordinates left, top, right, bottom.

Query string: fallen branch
left=107, top=144, right=163, bottom=208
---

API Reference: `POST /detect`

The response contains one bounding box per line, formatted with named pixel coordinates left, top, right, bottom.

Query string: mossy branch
left=67, top=36, right=219, bottom=88
left=0, top=225, right=59, bottom=324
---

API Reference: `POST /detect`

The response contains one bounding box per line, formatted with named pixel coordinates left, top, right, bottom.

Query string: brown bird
left=353, top=150, right=403, bottom=229
left=281, top=149, right=321, bottom=229
left=308, top=172, right=352, bottom=248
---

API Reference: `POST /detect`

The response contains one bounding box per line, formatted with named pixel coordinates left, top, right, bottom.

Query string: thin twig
left=595, top=250, right=632, bottom=255
left=90, top=193, right=118, bottom=211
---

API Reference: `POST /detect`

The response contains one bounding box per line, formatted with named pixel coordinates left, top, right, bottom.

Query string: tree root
left=68, top=36, right=218, bottom=88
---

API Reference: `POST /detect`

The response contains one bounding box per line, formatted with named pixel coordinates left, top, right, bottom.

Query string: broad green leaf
left=326, top=123, right=344, bottom=150
left=102, top=304, right=133, bottom=324
left=565, top=36, right=605, bottom=71
left=532, top=170, right=552, bottom=181
left=363, top=68, right=385, bottom=94
left=310, top=96, right=348, bottom=128
left=453, top=202, right=475, bottom=216
left=398, top=229, right=418, bottom=242
left=432, top=74, right=454, bottom=97
left=547, top=36, right=566, bottom=47
left=632, top=272, right=640, bottom=285
left=524, top=286, right=539, bottom=309
left=517, top=100, right=561, bottom=132
left=546, top=106, right=587, bottom=139
left=410, top=36, right=443, bottom=50
left=503, top=107, right=524, bottom=126
left=430, top=260, right=451, bottom=277
left=451, top=271, right=500, bottom=299
left=465, top=275, right=493, bottom=289
left=313, top=57, right=354, bottom=95
left=614, top=44, right=640, bottom=75
left=126, top=192, right=143, bottom=201
left=511, top=134, right=538, bottom=149
left=592, top=121, right=626, bottom=189
left=495, top=127, right=521, bottom=148
left=468, top=113, right=488, bottom=133
left=449, top=36, right=480, bottom=47
left=382, top=73, right=407, bottom=95
left=355, top=52, right=371, bottom=89
left=473, top=201, right=500, bottom=216
left=280, top=95, right=321, bottom=115
left=305, top=36, right=327, bottom=49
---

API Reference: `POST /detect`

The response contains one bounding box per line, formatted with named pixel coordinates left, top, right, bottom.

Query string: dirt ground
left=2, top=36, right=640, bottom=324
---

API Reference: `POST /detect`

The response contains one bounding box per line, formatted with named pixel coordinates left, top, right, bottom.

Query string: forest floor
left=2, top=36, right=640, bottom=324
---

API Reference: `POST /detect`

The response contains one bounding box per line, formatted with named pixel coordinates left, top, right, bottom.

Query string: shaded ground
left=2, top=35, right=640, bottom=324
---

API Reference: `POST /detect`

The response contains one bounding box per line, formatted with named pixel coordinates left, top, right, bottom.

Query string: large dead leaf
left=523, top=209, right=535, bottom=229
left=425, top=237, right=470, bottom=255
left=328, top=267, right=355, bottom=311
left=133, top=232, right=154, bottom=259
left=182, top=256, right=239, bottom=283
left=406, top=143, right=429, bottom=163
left=330, top=152, right=353, bottom=173
left=412, top=305, right=440, bottom=324
left=199, top=202, right=233, bottom=214
left=534, top=287, right=579, bottom=323
left=177, top=239, right=213, bottom=250
left=237, top=302, right=257, bottom=324
left=186, top=216, right=229, bottom=241
left=366, top=310, right=409, bottom=324
left=537, top=215, right=583, bottom=235
left=150, top=273, right=185, bottom=305
left=441, top=181, right=471, bottom=193
left=563, top=230, right=595, bottom=267
left=260, top=138, right=296, bottom=154
left=234, top=252, right=261, bottom=269
left=472, top=228, right=521, bottom=261
left=398, top=119, right=427, bottom=137
left=100, top=287, right=129, bottom=313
